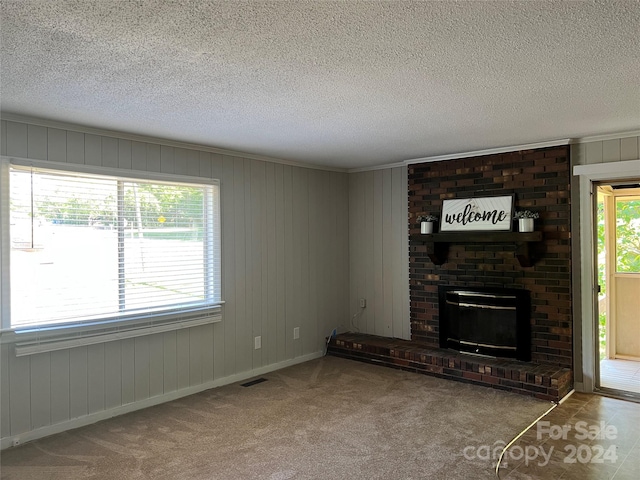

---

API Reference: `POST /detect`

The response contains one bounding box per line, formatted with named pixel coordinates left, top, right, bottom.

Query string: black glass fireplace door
left=438, top=287, right=530, bottom=361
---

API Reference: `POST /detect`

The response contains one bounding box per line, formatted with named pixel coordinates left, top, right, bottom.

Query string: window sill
left=1, top=304, right=223, bottom=356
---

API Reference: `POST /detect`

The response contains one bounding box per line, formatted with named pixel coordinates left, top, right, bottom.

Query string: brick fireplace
left=408, top=145, right=572, bottom=369
left=329, top=146, right=573, bottom=401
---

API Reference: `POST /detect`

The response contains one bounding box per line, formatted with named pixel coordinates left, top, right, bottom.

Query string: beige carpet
left=0, top=356, right=552, bottom=480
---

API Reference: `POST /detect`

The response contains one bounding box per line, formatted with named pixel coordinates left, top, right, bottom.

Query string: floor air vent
left=241, top=378, right=268, bottom=387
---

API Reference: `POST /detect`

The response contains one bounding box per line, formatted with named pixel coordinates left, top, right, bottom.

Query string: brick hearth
left=328, top=332, right=572, bottom=402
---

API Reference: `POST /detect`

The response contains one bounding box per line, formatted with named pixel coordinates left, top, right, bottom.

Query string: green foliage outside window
left=596, top=197, right=606, bottom=360
left=35, top=182, right=204, bottom=239
left=615, top=199, right=640, bottom=273
left=596, top=196, right=640, bottom=360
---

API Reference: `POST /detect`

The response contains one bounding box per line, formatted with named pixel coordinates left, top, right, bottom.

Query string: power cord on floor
left=494, top=401, right=557, bottom=478
left=494, top=390, right=574, bottom=478
left=325, top=302, right=365, bottom=356
left=324, top=328, right=337, bottom=355
left=350, top=307, right=364, bottom=332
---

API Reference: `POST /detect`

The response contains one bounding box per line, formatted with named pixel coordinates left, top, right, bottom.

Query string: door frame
left=595, top=185, right=614, bottom=361
left=600, top=187, right=640, bottom=362
left=574, top=159, right=640, bottom=393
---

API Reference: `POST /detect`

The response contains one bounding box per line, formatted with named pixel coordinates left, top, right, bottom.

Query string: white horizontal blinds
left=9, top=165, right=217, bottom=329
left=10, top=169, right=119, bottom=326
left=120, top=181, right=207, bottom=311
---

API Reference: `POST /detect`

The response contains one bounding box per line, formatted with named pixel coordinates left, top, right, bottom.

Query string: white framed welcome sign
left=440, top=195, right=514, bottom=232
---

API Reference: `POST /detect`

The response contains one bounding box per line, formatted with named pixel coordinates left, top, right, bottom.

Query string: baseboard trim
left=1, top=350, right=324, bottom=450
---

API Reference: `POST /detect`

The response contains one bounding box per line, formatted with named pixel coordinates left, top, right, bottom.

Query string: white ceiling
left=1, top=1, right=639, bottom=170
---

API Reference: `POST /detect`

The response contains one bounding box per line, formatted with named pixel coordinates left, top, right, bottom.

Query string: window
left=615, top=196, right=640, bottom=273
left=3, top=163, right=221, bottom=332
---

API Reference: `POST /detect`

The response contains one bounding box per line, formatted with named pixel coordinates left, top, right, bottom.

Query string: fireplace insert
left=438, top=286, right=530, bottom=361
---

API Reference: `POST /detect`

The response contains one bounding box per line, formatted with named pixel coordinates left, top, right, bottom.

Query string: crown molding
left=348, top=138, right=571, bottom=173
left=6, top=112, right=637, bottom=174
left=0, top=113, right=348, bottom=173
left=570, top=130, right=640, bottom=144
left=403, top=138, right=571, bottom=167
left=348, top=162, right=407, bottom=173
left=349, top=130, right=640, bottom=173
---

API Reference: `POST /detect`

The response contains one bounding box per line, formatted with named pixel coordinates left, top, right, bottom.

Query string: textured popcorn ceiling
left=1, top=1, right=639, bottom=169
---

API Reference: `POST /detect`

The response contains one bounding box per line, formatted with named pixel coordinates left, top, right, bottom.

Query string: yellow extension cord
left=493, top=390, right=574, bottom=478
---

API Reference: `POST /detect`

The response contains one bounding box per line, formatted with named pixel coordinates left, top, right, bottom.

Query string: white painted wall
left=348, top=168, right=410, bottom=340
left=0, top=119, right=350, bottom=447
left=570, top=134, right=640, bottom=391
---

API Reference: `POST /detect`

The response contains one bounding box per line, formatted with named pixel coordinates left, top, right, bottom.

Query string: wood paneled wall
left=348, top=168, right=410, bottom=340
left=572, top=136, right=640, bottom=165
left=0, top=119, right=349, bottom=444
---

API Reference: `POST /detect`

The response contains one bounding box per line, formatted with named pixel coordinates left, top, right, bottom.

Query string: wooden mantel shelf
left=410, top=231, right=543, bottom=267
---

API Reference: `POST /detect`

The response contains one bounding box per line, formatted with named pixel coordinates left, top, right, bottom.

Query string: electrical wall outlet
left=254, top=336, right=261, bottom=350
left=359, top=298, right=366, bottom=308
left=293, top=327, right=300, bottom=340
